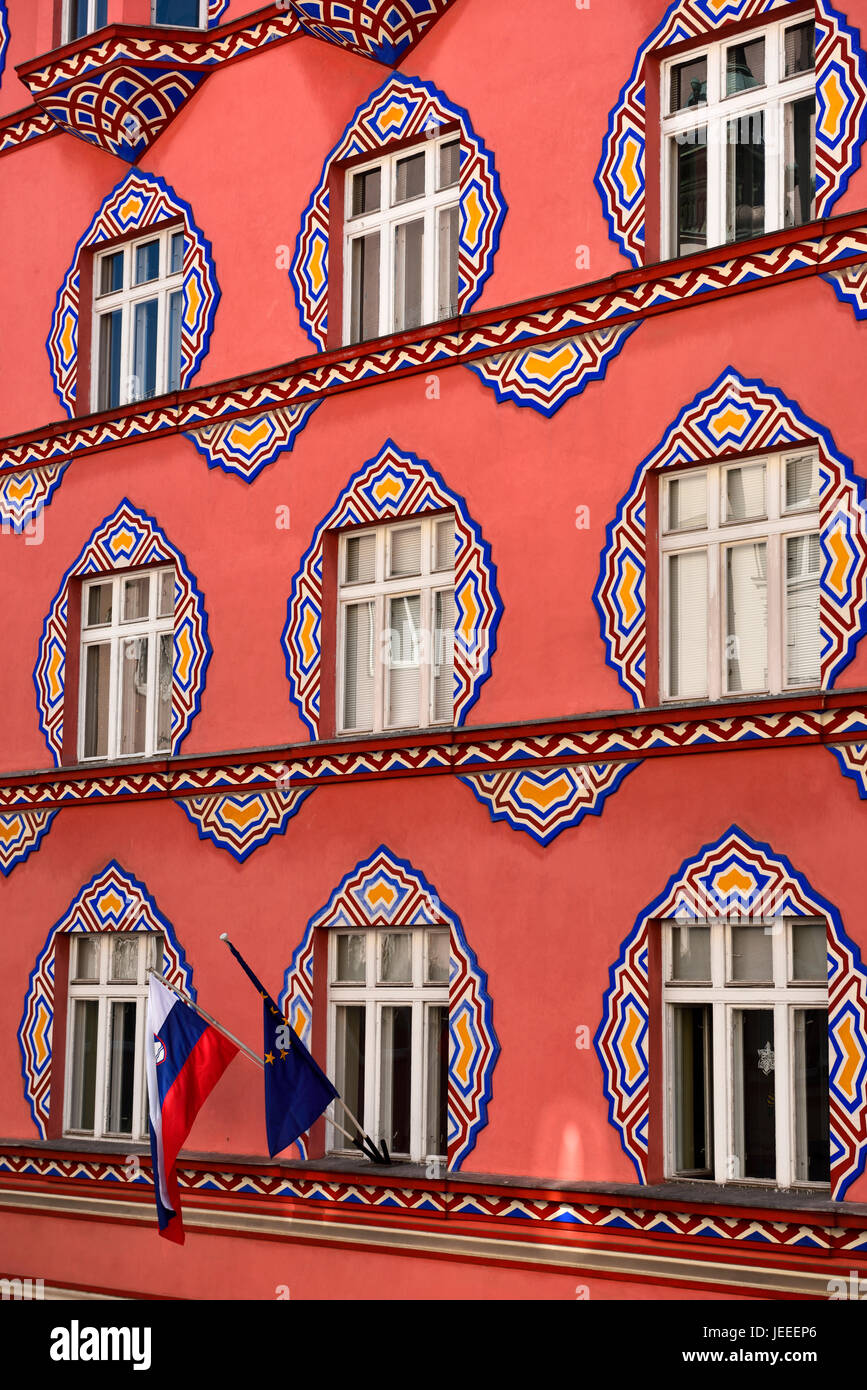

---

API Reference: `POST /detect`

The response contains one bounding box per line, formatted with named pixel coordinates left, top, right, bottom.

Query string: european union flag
left=224, top=939, right=338, bottom=1156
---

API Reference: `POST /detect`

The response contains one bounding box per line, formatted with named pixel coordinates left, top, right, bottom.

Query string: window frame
left=78, top=564, right=175, bottom=763
left=336, top=513, right=456, bottom=735
left=660, top=15, right=817, bottom=258
left=90, top=224, right=185, bottom=413
left=326, top=927, right=450, bottom=1163
left=662, top=916, right=829, bottom=1189
left=659, top=448, right=821, bottom=703
left=63, top=932, right=163, bottom=1143
left=341, top=132, right=461, bottom=346
left=62, top=0, right=108, bottom=44
left=150, top=0, right=209, bottom=28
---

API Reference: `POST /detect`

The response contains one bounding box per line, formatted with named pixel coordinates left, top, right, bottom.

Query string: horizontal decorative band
left=1, top=700, right=867, bottom=811
left=2, top=217, right=865, bottom=477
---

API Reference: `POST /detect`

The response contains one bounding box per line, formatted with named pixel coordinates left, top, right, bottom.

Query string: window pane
left=785, top=453, right=820, bottom=511
left=394, top=151, right=426, bottom=203
left=345, top=532, right=376, bottom=584
left=97, top=309, right=122, bottom=411
left=394, top=219, right=424, bottom=332
left=785, top=98, right=816, bottom=228
left=69, top=0, right=90, bottom=41
left=792, top=919, right=827, bottom=981
left=119, top=636, right=149, bottom=756
left=669, top=924, right=711, bottom=980
left=134, top=240, right=160, bottom=286
left=170, top=231, right=184, bottom=275
left=666, top=472, right=707, bottom=531
left=726, top=111, right=765, bottom=243
left=336, top=934, right=366, bottom=983
left=726, top=38, right=765, bottom=95
left=86, top=581, right=113, bottom=627
left=70, top=999, right=99, bottom=1131
left=673, top=1004, right=712, bottom=1175
left=438, top=139, right=460, bottom=189
left=158, top=570, right=175, bottom=617
left=342, top=601, right=375, bottom=731
left=107, top=1000, right=137, bottom=1134
left=380, top=932, right=412, bottom=984
left=437, top=204, right=459, bottom=320
left=725, top=541, right=767, bottom=693
left=425, top=1004, right=449, bottom=1159
left=786, top=533, right=821, bottom=687
left=785, top=21, right=815, bottom=77
left=794, top=1009, right=829, bottom=1183
left=122, top=575, right=150, bottom=622
left=167, top=290, right=182, bottom=393
left=388, top=526, right=422, bottom=578
left=96, top=0, right=107, bottom=25
left=670, top=56, right=707, bottom=113
left=99, top=251, right=123, bottom=296
left=132, top=297, right=158, bottom=401
left=433, top=589, right=455, bottom=723
left=733, top=1009, right=776, bottom=1180
left=426, top=930, right=450, bottom=984
left=110, top=935, right=139, bottom=982
left=156, top=632, right=172, bottom=752
left=349, top=231, right=380, bottom=344
left=351, top=167, right=381, bottom=217
left=335, top=1005, right=365, bottom=1146
left=83, top=643, right=111, bottom=758
left=724, top=463, right=765, bottom=522
left=673, top=128, right=707, bottom=255
left=668, top=551, right=708, bottom=699
left=73, top=935, right=100, bottom=982
left=154, top=0, right=202, bottom=25
left=730, top=924, right=773, bottom=982
left=380, top=1005, right=412, bottom=1154
left=434, top=517, right=455, bottom=572
left=387, top=594, right=421, bottom=727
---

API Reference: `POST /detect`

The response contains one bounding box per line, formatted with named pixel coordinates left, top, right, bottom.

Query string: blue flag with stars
left=224, top=939, right=338, bottom=1156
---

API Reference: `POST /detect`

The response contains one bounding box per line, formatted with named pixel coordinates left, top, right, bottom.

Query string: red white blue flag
left=146, top=976, right=238, bottom=1244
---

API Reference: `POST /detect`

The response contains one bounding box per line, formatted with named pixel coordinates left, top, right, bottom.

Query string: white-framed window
left=662, top=16, right=816, bottom=257
left=338, top=514, right=456, bottom=734
left=343, top=134, right=460, bottom=345
left=92, top=226, right=184, bottom=412
left=151, top=0, right=208, bottom=27
left=64, top=932, right=163, bottom=1142
left=79, top=566, right=175, bottom=761
left=663, top=916, right=829, bottom=1187
left=327, top=927, right=450, bottom=1162
left=63, top=0, right=108, bottom=43
left=660, top=449, right=821, bottom=702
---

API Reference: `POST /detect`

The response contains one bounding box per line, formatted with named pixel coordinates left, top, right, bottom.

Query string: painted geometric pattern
left=13, top=221, right=864, bottom=479
left=177, top=787, right=315, bottom=862
left=0, top=3, right=8, bottom=89
left=0, top=463, right=67, bottom=530
left=280, top=847, right=499, bottom=1169
left=460, top=762, right=642, bottom=847
left=208, top=0, right=229, bottom=22
left=34, top=499, right=211, bottom=766
left=290, top=0, right=453, bottom=64
left=38, top=66, right=208, bottom=163
left=826, top=258, right=867, bottom=318
left=0, top=812, right=57, bottom=877
left=184, top=404, right=320, bottom=482
left=18, top=862, right=193, bottom=1138
left=595, top=367, right=867, bottom=705
left=282, top=440, right=502, bottom=737
left=47, top=170, right=220, bottom=417
left=830, top=741, right=867, bottom=797
left=595, top=826, right=867, bottom=1199
left=466, top=326, right=640, bottom=417
left=291, top=75, right=506, bottom=349
left=596, top=0, right=867, bottom=266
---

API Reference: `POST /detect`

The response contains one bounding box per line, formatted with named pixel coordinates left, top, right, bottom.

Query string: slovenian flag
left=146, top=976, right=238, bottom=1245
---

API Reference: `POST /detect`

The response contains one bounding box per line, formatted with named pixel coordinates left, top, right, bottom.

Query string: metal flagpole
left=146, top=969, right=361, bottom=1149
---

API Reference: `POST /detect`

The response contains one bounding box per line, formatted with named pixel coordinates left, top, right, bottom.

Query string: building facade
left=2, top=0, right=867, bottom=1301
